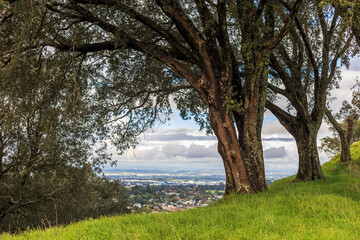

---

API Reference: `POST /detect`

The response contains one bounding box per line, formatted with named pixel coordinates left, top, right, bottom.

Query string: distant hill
left=3, top=142, right=360, bottom=239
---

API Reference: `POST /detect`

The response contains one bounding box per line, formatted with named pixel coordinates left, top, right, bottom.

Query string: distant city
left=104, top=169, right=293, bottom=213
left=104, top=169, right=293, bottom=187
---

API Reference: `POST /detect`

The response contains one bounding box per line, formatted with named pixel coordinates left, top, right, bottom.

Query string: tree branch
left=260, top=0, right=303, bottom=57
left=155, top=0, right=216, bottom=84
left=328, top=34, right=354, bottom=85
left=265, top=100, right=298, bottom=136
left=324, top=108, right=344, bottom=136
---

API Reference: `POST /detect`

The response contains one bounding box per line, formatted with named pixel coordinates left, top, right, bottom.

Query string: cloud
left=146, top=133, right=217, bottom=141
left=328, top=68, right=360, bottom=111
left=262, top=120, right=289, bottom=135
left=263, top=147, right=288, bottom=159
left=162, top=144, right=187, bottom=157
left=262, top=137, right=294, bottom=142
left=112, top=156, right=223, bottom=170
left=124, top=143, right=219, bottom=161
left=349, top=57, right=360, bottom=71
left=134, top=147, right=167, bottom=160
left=186, top=144, right=219, bottom=158
left=152, top=128, right=200, bottom=134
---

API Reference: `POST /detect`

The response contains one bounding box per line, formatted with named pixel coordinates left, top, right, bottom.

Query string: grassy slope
left=3, top=143, right=360, bottom=240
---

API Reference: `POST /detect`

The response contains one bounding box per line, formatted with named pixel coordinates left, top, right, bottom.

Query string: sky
left=106, top=56, right=360, bottom=175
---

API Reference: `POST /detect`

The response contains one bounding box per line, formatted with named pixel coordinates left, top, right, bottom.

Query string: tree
left=1, top=0, right=304, bottom=194
left=321, top=82, right=360, bottom=162
left=328, top=0, right=360, bottom=46
left=266, top=1, right=356, bottom=180
left=0, top=42, right=128, bottom=232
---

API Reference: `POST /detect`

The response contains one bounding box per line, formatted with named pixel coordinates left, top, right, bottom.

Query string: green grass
left=205, top=190, right=225, bottom=194
left=3, top=142, right=360, bottom=240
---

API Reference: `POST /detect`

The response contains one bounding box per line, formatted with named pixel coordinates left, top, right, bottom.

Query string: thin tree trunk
left=324, top=108, right=352, bottom=162
left=340, top=134, right=351, bottom=162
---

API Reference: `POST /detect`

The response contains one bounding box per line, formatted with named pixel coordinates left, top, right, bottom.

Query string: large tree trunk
left=208, top=60, right=268, bottom=194
left=0, top=133, right=3, bottom=181
left=239, top=65, right=268, bottom=193
left=239, top=124, right=267, bottom=192
left=266, top=102, right=325, bottom=181
left=294, top=123, right=324, bottom=181
left=337, top=117, right=354, bottom=162
left=209, top=105, right=267, bottom=194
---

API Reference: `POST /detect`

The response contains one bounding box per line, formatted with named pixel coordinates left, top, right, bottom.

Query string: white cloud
left=162, top=144, right=187, bottom=157
left=145, top=133, right=216, bottom=142
left=264, top=147, right=288, bottom=159
left=349, top=57, right=360, bottom=71
left=135, top=147, right=167, bottom=160
left=186, top=144, right=218, bottom=158
left=262, top=120, right=290, bottom=136
left=329, top=69, right=360, bottom=111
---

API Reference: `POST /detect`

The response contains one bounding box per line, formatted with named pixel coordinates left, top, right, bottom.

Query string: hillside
left=2, top=143, right=360, bottom=240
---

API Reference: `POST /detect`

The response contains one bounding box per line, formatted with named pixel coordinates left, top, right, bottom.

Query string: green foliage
left=320, top=120, right=360, bottom=156
left=323, top=0, right=360, bottom=46
left=0, top=46, right=127, bottom=233
left=221, top=85, right=243, bottom=114
left=3, top=143, right=360, bottom=239
left=174, top=88, right=212, bottom=134
left=319, top=136, right=342, bottom=156
left=89, top=177, right=129, bottom=218
left=321, top=82, right=360, bottom=156
left=322, top=140, right=360, bottom=175
left=0, top=164, right=128, bottom=233
left=89, top=52, right=181, bottom=153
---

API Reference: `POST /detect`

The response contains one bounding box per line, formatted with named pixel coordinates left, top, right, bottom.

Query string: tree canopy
left=322, top=81, right=360, bottom=162
left=0, top=27, right=128, bottom=232
left=266, top=1, right=357, bottom=180
left=1, top=0, right=358, bottom=197
left=0, top=0, right=305, bottom=194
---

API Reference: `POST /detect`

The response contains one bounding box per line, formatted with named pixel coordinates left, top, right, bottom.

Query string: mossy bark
left=339, top=135, right=352, bottom=162
left=342, top=117, right=355, bottom=162
left=266, top=102, right=325, bottom=181
left=208, top=58, right=269, bottom=194
left=294, top=126, right=324, bottom=181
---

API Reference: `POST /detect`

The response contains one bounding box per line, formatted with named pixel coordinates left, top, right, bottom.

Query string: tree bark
left=237, top=73, right=268, bottom=192
left=340, top=133, right=352, bottom=163
left=294, top=123, right=324, bottom=181
left=239, top=124, right=267, bottom=192
left=209, top=106, right=248, bottom=194
left=209, top=104, right=266, bottom=194
left=324, top=108, right=352, bottom=162
left=0, top=132, right=3, bottom=180
left=266, top=101, right=324, bottom=181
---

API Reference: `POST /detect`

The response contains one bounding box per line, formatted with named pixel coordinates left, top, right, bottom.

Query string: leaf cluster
left=0, top=46, right=128, bottom=233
